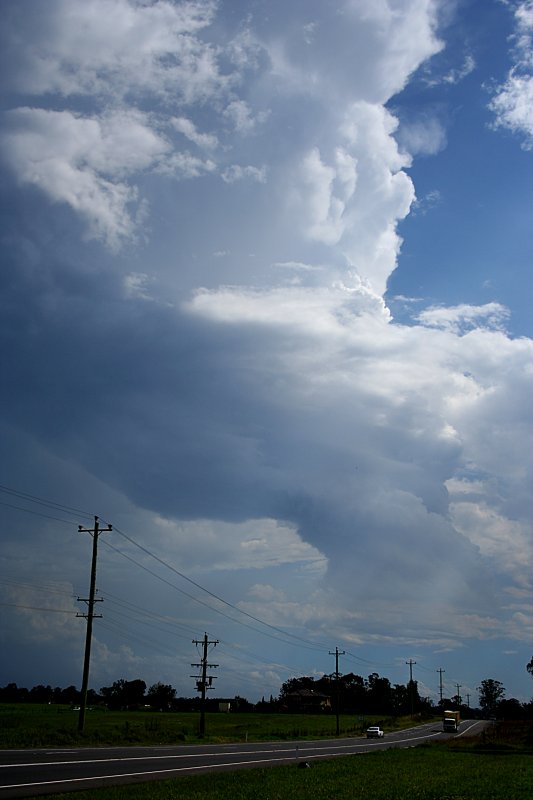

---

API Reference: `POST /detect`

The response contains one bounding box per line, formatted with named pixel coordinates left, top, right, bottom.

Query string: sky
left=1, top=0, right=533, bottom=708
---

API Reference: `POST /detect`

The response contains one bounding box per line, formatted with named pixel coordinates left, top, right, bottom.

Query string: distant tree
left=0, top=683, right=28, bottom=702
left=275, top=671, right=431, bottom=718
left=279, top=676, right=316, bottom=698
left=314, top=674, right=334, bottom=697
left=450, top=694, right=463, bottom=708
left=29, top=684, right=54, bottom=703
left=255, top=695, right=278, bottom=712
left=101, top=679, right=146, bottom=710
left=231, top=695, right=253, bottom=712
left=87, top=688, right=101, bottom=705
left=478, top=679, right=505, bottom=716
left=366, top=673, right=393, bottom=714
left=339, top=673, right=366, bottom=713
left=147, top=682, right=176, bottom=710
left=407, top=680, right=422, bottom=714
left=53, top=685, right=80, bottom=705
left=440, top=697, right=455, bottom=709
left=255, top=695, right=268, bottom=712
left=527, top=656, right=533, bottom=679
left=498, top=698, right=525, bottom=720
left=391, top=683, right=410, bottom=714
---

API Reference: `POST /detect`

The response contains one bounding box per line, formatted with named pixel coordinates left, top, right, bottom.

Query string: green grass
left=26, top=745, right=533, bottom=800
left=0, top=704, right=396, bottom=748
left=3, top=706, right=533, bottom=799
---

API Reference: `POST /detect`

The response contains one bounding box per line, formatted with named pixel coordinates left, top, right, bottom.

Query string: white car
left=366, top=726, right=384, bottom=738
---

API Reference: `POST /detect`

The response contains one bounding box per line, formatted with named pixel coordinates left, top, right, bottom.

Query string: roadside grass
left=3, top=707, right=532, bottom=800
left=25, top=745, right=533, bottom=800
left=449, top=718, right=533, bottom=754
left=0, top=704, right=410, bottom=748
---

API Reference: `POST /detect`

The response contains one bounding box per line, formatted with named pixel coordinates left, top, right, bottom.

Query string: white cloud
left=410, top=188, right=442, bottom=215
left=292, top=147, right=350, bottom=246
left=273, top=261, right=322, bottom=272
left=442, top=54, right=476, bottom=84
left=448, top=490, right=533, bottom=581
left=155, top=150, right=217, bottom=179
left=397, top=115, right=448, bottom=156
left=6, top=0, right=225, bottom=104
left=221, top=164, right=267, bottom=183
left=335, top=102, right=415, bottom=294
left=490, top=73, right=533, bottom=147
left=0, top=0, right=428, bottom=278
left=123, top=272, right=154, bottom=300
left=223, top=99, right=268, bottom=134
left=186, top=283, right=390, bottom=334
left=152, top=516, right=326, bottom=574
left=1, top=107, right=169, bottom=248
left=490, top=1, right=533, bottom=148
left=171, top=117, right=219, bottom=150
left=182, top=281, right=533, bottom=640
left=263, top=0, right=442, bottom=104
left=247, top=584, right=287, bottom=602
left=424, top=53, right=476, bottom=87
left=416, top=302, right=511, bottom=334
left=342, top=0, right=443, bottom=99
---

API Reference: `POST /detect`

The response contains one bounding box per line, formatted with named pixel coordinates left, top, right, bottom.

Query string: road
left=0, top=720, right=487, bottom=798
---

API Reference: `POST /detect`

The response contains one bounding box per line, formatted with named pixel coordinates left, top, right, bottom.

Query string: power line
left=99, top=590, right=200, bottom=639
left=0, top=500, right=81, bottom=526
left=2, top=567, right=344, bottom=685
left=2, top=484, right=381, bottom=673
left=216, top=633, right=315, bottom=676
left=0, top=577, right=77, bottom=598
left=2, top=485, right=330, bottom=653
left=97, top=617, right=183, bottom=659
left=344, top=650, right=397, bottom=669
left=0, top=602, right=77, bottom=614
left=0, top=485, right=92, bottom=520
left=101, top=537, right=318, bottom=648
left=107, top=526, right=328, bottom=653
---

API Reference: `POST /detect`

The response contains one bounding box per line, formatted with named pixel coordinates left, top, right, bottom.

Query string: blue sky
left=1, top=0, right=533, bottom=708
left=389, top=0, right=533, bottom=336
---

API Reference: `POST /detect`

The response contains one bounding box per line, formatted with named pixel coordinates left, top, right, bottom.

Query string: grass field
left=2, top=706, right=532, bottom=800
left=0, top=703, right=390, bottom=748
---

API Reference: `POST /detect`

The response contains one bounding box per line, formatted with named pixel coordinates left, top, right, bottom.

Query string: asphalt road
left=0, top=719, right=488, bottom=798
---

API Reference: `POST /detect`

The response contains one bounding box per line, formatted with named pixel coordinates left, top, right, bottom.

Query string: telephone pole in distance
left=77, top=516, right=112, bottom=732
left=329, top=646, right=345, bottom=736
left=437, top=668, right=445, bottom=706
left=406, top=659, right=417, bottom=716
left=191, top=633, right=219, bottom=737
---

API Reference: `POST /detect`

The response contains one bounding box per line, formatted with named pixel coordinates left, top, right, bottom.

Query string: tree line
left=1, top=668, right=531, bottom=718
left=0, top=680, right=253, bottom=712
left=279, top=672, right=430, bottom=716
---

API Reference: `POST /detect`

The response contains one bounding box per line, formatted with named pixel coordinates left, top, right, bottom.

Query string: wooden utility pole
left=77, top=516, right=112, bottom=732
left=191, top=634, right=219, bottom=737
left=406, top=659, right=417, bottom=716
left=437, top=668, right=445, bottom=706
left=329, top=647, right=345, bottom=736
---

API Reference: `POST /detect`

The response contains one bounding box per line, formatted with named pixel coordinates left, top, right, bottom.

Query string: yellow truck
left=443, top=710, right=460, bottom=732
